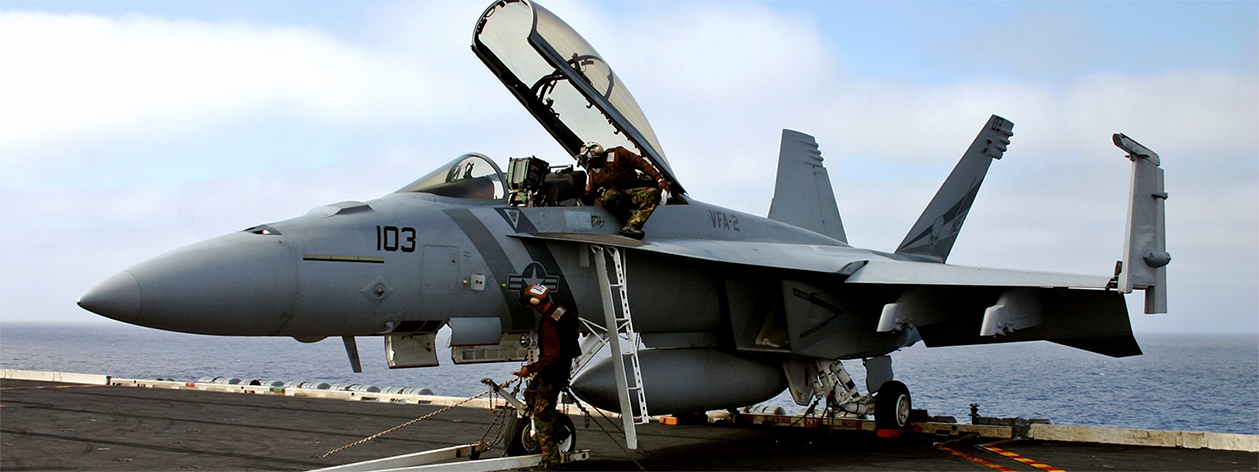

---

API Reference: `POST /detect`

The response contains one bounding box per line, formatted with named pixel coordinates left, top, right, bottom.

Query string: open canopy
left=473, top=0, right=685, bottom=194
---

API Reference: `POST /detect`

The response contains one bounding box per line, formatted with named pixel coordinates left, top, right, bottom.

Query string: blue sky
left=810, top=2, right=1258, bottom=83
left=1, top=1, right=1255, bottom=334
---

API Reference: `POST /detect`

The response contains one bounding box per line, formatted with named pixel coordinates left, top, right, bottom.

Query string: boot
left=620, top=222, right=644, bottom=240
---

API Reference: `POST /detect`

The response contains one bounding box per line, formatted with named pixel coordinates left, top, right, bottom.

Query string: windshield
left=396, top=154, right=506, bottom=199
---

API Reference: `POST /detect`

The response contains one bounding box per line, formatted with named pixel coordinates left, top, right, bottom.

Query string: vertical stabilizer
left=1114, top=134, right=1169, bottom=314
left=895, top=115, right=1014, bottom=262
left=768, top=130, right=847, bottom=243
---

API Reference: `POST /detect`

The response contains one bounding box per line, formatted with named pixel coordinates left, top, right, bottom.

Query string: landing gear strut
left=482, top=378, right=580, bottom=457
left=783, top=359, right=914, bottom=430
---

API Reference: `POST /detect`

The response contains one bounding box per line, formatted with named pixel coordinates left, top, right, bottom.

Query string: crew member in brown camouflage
left=512, top=284, right=581, bottom=467
left=577, top=142, right=671, bottom=239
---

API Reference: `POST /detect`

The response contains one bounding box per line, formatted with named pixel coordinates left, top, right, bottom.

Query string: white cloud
left=1, top=3, right=1255, bottom=333
left=0, top=10, right=457, bottom=173
left=1062, top=72, right=1257, bottom=153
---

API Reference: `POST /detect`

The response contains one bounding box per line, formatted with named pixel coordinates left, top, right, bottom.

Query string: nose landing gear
left=482, top=378, right=580, bottom=457
left=505, top=414, right=578, bottom=456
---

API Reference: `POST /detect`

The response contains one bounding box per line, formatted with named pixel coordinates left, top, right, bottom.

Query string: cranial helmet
left=577, top=142, right=604, bottom=167
left=580, top=142, right=604, bottom=155
left=525, top=284, right=551, bottom=306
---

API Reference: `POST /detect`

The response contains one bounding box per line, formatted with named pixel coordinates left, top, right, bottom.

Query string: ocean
left=2, top=323, right=1255, bottom=435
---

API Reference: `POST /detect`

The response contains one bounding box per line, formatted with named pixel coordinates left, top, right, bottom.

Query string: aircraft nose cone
left=80, top=231, right=299, bottom=335
left=77, top=271, right=142, bottom=323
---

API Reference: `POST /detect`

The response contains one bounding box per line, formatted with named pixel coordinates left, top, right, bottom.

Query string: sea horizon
left=3, top=322, right=1256, bottom=435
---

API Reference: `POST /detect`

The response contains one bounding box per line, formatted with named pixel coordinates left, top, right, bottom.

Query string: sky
left=1, top=1, right=1255, bottom=334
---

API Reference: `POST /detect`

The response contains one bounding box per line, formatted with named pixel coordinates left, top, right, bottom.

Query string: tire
left=874, top=380, right=911, bottom=430
left=504, top=416, right=533, bottom=456
left=505, top=414, right=577, bottom=456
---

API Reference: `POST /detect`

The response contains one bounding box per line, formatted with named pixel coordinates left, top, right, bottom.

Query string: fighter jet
left=78, top=0, right=1168, bottom=450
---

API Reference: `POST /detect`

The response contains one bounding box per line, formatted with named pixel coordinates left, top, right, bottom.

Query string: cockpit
left=394, top=153, right=587, bottom=207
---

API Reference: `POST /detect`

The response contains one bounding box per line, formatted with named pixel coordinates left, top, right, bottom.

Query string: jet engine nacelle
left=570, top=348, right=787, bottom=415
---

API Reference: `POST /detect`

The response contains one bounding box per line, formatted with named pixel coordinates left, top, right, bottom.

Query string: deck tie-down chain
left=477, top=379, right=521, bottom=452
left=565, top=386, right=647, bottom=472
left=320, top=378, right=643, bottom=470
left=320, top=381, right=515, bottom=458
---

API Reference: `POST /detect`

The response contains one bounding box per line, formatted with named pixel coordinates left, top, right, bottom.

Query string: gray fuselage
left=80, top=184, right=914, bottom=362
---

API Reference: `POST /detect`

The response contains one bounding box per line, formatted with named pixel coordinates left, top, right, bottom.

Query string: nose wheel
left=874, top=380, right=911, bottom=429
left=505, top=414, right=577, bottom=456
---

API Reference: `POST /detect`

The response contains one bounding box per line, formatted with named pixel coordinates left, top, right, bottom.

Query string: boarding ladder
left=589, top=245, right=649, bottom=450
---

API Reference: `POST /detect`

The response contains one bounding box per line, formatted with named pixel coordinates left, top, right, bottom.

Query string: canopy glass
left=473, top=0, right=683, bottom=193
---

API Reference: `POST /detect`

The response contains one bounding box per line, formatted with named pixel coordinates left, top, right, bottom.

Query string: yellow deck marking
left=934, top=436, right=1017, bottom=472
left=979, top=440, right=1067, bottom=472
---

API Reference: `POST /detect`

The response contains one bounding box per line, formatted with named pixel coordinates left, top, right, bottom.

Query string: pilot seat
left=507, top=156, right=587, bottom=207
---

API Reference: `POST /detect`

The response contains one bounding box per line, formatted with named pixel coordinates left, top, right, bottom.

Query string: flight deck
left=2, top=373, right=1255, bottom=471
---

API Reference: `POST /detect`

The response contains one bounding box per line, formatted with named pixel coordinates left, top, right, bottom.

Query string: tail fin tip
left=895, top=114, right=1014, bottom=262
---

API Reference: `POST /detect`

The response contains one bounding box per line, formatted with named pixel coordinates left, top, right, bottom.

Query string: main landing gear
left=784, top=358, right=913, bottom=430
left=874, top=380, right=911, bottom=429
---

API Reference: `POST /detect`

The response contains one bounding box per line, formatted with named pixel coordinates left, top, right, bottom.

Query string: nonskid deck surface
left=1, top=379, right=1254, bottom=471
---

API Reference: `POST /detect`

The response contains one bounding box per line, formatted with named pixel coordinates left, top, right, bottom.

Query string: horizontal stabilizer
left=768, top=130, right=847, bottom=243
left=1052, top=335, right=1143, bottom=358
left=913, top=288, right=1142, bottom=358
left=896, top=115, right=1014, bottom=262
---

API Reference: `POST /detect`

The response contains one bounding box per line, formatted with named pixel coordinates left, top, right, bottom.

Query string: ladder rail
left=608, top=247, right=649, bottom=424
left=589, top=245, right=650, bottom=451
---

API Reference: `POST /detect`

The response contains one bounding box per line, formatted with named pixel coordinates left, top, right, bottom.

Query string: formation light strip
left=303, top=254, right=385, bottom=264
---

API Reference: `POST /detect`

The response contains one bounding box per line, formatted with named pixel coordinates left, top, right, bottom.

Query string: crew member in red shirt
left=512, top=284, right=580, bottom=466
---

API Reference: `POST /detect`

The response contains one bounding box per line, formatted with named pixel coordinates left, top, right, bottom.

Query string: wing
left=512, top=231, right=1137, bottom=357
left=514, top=232, right=1106, bottom=287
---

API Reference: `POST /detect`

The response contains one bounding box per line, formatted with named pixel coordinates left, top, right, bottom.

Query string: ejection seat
left=507, top=156, right=587, bottom=207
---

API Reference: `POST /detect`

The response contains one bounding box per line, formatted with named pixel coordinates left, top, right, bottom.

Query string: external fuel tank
left=570, top=348, right=787, bottom=415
